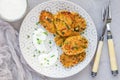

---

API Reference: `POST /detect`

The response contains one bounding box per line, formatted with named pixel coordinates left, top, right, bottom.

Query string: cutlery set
left=91, top=0, right=118, bottom=77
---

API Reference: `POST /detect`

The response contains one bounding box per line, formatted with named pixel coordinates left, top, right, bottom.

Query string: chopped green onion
left=62, top=32, right=65, bottom=35
left=49, top=40, right=52, bottom=44
left=51, top=55, right=55, bottom=58
left=43, top=32, right=48, bottom=36
left=37, top=38, right=42, bottom=44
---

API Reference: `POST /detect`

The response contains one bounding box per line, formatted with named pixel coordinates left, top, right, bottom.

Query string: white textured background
left=10, top=0, right=120, bottom=80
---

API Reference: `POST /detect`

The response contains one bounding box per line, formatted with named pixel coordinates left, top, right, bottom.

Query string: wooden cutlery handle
left=107, top=38, right=118, bottom=75
left=91, top=40, right=103, bottom=77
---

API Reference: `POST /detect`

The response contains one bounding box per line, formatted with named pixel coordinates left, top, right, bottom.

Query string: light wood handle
left=92, top=41, right=103, bottom=73
left=108, top=39, right=118, bottom=71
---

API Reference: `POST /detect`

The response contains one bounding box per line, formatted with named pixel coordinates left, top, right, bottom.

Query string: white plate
left=19, top=0, right=97, bottom=78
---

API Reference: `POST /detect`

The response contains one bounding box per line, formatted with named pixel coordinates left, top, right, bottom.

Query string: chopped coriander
left=50, top=46, right=52, bottom=48
left=51, top=55, right=55, bottom=58
left=43, top=32, right=48, bottom=36
left=36, top=22, right=40, bottom=25
left=37, top=38, right=42, bottom=44
left=47, top=63, right=49, bottom=65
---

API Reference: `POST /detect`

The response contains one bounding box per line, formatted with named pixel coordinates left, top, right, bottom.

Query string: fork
left=91, top=5, right=108, bottom=77
left=106, top=0, right=118, bottom=76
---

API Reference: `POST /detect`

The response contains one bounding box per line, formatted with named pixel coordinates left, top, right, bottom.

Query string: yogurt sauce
left=32, top=28, right=59, bottom=67
left=0, top=0, right=27, bottom=21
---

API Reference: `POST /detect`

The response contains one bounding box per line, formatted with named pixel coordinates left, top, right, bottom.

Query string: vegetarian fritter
left=62, top=35, right=88, bottom=55
left=71, top=13, right=87, bottom=32
left=39, top=10, right=56, bottom=33
left=54, top=18, right=73, bottom=37
left=54, top=11, right=74, bottom=26
left=60, top=52, right=86, bottom=68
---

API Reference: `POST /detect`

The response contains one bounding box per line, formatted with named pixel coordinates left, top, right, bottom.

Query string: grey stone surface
left=9, top=0, right=120, bottom=80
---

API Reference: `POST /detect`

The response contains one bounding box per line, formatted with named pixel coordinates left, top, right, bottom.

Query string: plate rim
left=19, top=0, right=98, bottom=78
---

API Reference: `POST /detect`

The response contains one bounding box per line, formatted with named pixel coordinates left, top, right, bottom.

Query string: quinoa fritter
left=62, top=35, right=88, bottom=55
left=39, top=10, right=56, bottom=33
left=60, top=52, right=86, bottom=68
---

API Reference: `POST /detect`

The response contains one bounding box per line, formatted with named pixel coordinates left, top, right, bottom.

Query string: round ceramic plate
left=19, top=0, right=97, bottom=78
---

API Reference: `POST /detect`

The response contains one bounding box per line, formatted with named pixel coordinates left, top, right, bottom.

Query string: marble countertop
left=9, top=0, right=120, bottom=80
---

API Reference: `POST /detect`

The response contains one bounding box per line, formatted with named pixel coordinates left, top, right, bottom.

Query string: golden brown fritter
left=62, top=35, right=88, bottom=55
left=71, top=13, right=87, bottom=32
left=54, top=11, right=74, bottom=26
left=39, top=10, right=56, bottom=33
left=60, top=52, right=86, bottom=68
left=54, top=18, right=73, bottom=37
left=54, top=11, right=77, bottom=37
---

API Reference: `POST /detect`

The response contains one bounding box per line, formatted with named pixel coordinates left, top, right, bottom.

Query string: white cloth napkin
left=0, top=20, right=48, bottom=80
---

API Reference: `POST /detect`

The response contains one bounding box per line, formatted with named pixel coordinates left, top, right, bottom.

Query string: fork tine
left=102, top=6, right=108, bottom=23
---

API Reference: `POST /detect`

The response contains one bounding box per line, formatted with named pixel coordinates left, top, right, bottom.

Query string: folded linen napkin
left=0, top=20, right=48, bottom=80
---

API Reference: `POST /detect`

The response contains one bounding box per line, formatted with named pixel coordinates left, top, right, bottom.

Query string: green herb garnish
left=62, top=32, right=65, bottom=35
left=51, top=55, right=55, bottom=58
left=37, top=38, right=42, bottom=44
left=72, top=46, right=78, bottom=50
left=49, top=40, right=52, bottom=44
left=43, top=32, right=48, bottom=36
